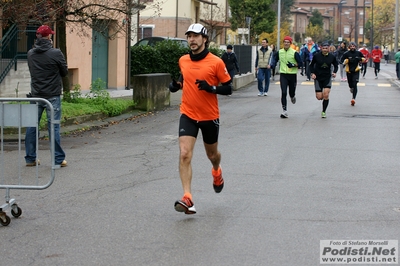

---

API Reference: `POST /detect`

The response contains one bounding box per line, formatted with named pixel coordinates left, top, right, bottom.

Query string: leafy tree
left=259, top=21, right=290, bottom=47
left=305, top=24, right=327, bottom=43
left=201, top=4, right=227, bottom=44
left=371, top=0, right=396, bottom=46
left=270, top=0, right=295, bottom=23
left=0, top=0, right=161, bottom=99
left=228, top=0, right=276, bottom=43
left=309, top=9, right=323, bottom=28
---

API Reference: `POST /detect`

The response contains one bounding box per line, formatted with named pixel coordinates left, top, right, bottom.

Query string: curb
left=1, top=109, right=146, bottom=142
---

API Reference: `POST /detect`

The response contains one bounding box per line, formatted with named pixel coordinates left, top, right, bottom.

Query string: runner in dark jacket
left=309, top=42, right=338, bottom=118
left=340, top=42, right=365, bottom=106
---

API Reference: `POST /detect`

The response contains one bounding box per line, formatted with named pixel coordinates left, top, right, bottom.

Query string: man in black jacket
left=309, top=42, right=338, bottom=118
left=25, top=25, right=68, bottom=167
left=340, top=42, right=365, bottom=106
left=221, top=44, right=240, bottom=81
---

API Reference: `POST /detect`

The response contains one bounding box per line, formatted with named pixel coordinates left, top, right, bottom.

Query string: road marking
left=273, top=81, right=391, bottom=87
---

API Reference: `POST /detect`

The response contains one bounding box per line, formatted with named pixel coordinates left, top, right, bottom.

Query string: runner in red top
left=359, top=44, right=370, bottom=78
left=168, top=23, right=232, bottom=214
left=371, top=45, right=383, bottom=79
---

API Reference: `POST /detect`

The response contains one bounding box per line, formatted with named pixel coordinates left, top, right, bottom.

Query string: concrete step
left=0, top=61, right=31, bottom=97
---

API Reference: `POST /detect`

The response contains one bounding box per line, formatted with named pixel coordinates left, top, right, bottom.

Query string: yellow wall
left=66, top=22, right=128, bottom=91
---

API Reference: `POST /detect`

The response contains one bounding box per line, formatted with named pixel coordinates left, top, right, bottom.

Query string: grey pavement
left=1, top=63, right=400, bottom=265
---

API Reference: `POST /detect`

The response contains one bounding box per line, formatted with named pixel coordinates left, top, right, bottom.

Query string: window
left=139, top=25, right=155, bottom=39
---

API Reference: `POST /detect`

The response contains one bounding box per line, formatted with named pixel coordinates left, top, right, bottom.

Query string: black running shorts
left=314, top=78, right=332, bottom=92
left=179, top=114, right=220, bottom=144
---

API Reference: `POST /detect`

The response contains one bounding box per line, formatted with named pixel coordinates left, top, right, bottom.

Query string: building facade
left=293, top=0, right=371, bottom=45
left=137, top=0, right=229, bottom=46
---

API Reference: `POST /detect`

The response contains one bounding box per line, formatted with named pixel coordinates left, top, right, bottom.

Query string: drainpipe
left=175, top=0, right=178, bottom=37
left=126, top=2, right=132, bottom=90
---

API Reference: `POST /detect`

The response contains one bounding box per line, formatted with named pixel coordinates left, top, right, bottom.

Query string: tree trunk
left=56, top=19, right=70, bottom=98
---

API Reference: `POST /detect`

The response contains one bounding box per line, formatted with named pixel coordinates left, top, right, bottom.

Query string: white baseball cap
left=185, top=23, right=208, bottom=36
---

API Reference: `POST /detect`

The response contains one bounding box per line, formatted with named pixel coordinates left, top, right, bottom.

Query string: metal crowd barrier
left=0, top=98, right=57, bottom=226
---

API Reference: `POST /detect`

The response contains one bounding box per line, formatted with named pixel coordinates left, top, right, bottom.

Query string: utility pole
left=369, top=0, right=374, bottom=67
left=277, top=0, right=281, bottom=51
left=246, top=17, right=251, bottom=45
left=355, top=0, right=358, bottom=45
left=395, top=0, right=399, bottom=52
left=363, top=0, right=366, bottom=44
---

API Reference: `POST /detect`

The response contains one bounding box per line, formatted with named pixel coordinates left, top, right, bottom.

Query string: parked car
left=133, top=37, right=188, bottom=47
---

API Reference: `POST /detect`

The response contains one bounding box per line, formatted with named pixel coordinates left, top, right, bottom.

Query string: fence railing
left=0, top=24, right=36, bottom=85
left=0, top=24, right=19, bottom=84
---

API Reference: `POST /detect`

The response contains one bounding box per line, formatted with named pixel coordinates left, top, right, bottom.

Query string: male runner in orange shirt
left=169, top=23, right=233, bottom=214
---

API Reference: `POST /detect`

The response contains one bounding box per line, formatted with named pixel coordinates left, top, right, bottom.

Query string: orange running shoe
left=351, top=99, right=356, bottom=106
left=212, top=166, right=224, bottom=193
left=174, top=196, right=196, bottom=214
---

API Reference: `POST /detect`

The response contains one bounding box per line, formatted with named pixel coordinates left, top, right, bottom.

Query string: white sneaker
left=280, top=111, right=288, bottom=118
left=258, top=92, right=263, bottom=96
left=264, top=92, right=268, bottom=96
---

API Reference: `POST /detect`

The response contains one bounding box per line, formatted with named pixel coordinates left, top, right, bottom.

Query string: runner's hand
left=169, top=79, right=181, bottom=92
left=195, top=79, right=216, bottom=93
left=287, top=62, right=296, bottom=68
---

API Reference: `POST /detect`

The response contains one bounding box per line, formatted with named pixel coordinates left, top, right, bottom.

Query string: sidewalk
left=2, top=88, right=182, bottom=141
left=2, top=89, right=139, bottom=141
left=372, top=62, right=400, bottom=87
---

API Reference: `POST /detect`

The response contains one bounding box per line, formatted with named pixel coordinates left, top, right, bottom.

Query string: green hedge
left=131, top=41, right=223, bottom=80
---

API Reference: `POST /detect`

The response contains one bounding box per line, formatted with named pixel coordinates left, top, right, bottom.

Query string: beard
left=190, top=42, right=205, bottom=54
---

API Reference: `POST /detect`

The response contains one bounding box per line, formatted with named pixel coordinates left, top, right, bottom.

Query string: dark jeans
left=257, top=68, right=271, bottom=93
left=25, top=96, right=66, bottom=165
left=396, top=62, right=400, bottom=79
left=228, top=69, right=235, bottom=81
left=306, top=60, right=311, bottom=79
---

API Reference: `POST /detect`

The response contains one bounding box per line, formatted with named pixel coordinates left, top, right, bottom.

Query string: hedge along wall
left=130, top=41, right=223, bottom=80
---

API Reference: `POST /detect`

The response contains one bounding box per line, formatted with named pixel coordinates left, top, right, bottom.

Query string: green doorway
left=92, top=20, right=109, bottom=88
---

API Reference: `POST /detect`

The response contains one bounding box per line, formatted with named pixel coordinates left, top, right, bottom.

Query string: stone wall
left=132, top=73, right=171, bottom=111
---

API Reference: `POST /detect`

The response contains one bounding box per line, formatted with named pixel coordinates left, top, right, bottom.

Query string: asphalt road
left=1, top=64, right=400, bottom=266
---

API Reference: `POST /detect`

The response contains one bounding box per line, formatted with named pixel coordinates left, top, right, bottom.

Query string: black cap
left=322, top=42, right=329, bottom=47
left=227, top=44, right=233, bottom=49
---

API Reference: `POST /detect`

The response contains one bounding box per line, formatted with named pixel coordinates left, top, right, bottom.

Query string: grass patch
left=39, top=81, right=136, bottom=130
left=38, top=98, right=135, bottom=130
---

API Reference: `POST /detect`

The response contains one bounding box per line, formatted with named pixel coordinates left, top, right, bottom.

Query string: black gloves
left=195, top=79, right=216, bottom=93
left=169, top=79, right=181, bottom=93
left=287, top=62, right=296, bottom=68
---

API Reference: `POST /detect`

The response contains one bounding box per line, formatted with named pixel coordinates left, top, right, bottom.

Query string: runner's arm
left=295, top=52, right=303, bottom=68
left=169, top=75, right=183, bottom=92
left=195, top=79, right=233, bottom=95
